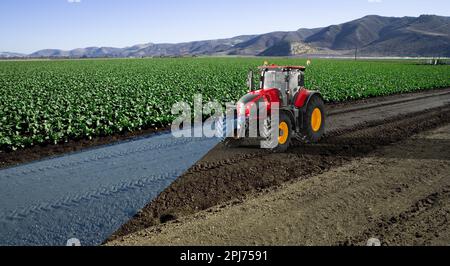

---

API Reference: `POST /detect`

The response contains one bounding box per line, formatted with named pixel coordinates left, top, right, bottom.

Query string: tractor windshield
left=263, top=70, right=286, bottom=90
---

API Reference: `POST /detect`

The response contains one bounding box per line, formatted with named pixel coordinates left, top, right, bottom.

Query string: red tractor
left=226, top=64, right=326, bottom=152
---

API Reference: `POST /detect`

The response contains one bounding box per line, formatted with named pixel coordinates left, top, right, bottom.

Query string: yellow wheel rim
left=278, top=122, right=289, bottom=145
left=311, top=108, right=322, bottom=132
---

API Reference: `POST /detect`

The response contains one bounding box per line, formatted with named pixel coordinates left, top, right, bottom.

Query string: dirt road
left=107, top=89, right=450, bottom=245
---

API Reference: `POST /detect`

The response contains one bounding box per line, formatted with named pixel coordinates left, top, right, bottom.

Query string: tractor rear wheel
left=302, top=95, right=325, bottom=143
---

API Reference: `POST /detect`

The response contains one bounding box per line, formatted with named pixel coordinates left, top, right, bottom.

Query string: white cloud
left=368, top=0, right=382, bottom=3
left=67, top=0, right=81, bottom=3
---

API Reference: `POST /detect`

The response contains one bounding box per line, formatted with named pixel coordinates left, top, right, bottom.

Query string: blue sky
left=1, top=0, right=449, bottom=53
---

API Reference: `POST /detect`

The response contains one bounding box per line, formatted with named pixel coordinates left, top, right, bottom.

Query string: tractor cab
left=247, top=65, right=307, bottom=108
left=258, top=65, right=306, bottom=106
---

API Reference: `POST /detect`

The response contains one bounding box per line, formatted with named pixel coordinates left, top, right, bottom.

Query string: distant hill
left=227, top=28, right=323, bottom=55
left=304, top=15, right=450, bottom=56
left=28, top=35, right=257, bottom=58
left=4, top=15, right=449, bottom=59
left=0, top=52, right=26, bottom=58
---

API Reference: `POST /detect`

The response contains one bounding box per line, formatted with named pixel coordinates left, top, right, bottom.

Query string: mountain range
left=0, top=52, right=27, bottom=58
left=2, top=15, right=449, bottom=58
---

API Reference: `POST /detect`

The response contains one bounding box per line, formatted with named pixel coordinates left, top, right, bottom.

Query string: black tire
left=267, top=112, right=292, bottom=153
left=302, top=95, right=325, bottom=143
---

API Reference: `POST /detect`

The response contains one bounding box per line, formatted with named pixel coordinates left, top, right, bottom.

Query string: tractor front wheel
left=302, top=95, right=325, bottom=143
left=270, top=112, right=293, bottom=152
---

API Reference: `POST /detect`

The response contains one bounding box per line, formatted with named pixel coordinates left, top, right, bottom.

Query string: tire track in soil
left=327, top=90, right=450, bottom=116
left=340, top=186, right=450, bottom=246
left=0, top=132, right=221, bottom=246
left=0, top=170, right=181, bottom=223
left=0, top=137, right=204, bottom=179
left=108, top=105, right=450, bottom=241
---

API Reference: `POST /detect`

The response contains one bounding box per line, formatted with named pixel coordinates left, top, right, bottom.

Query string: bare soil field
left=107, top=123, right=450, bottom=246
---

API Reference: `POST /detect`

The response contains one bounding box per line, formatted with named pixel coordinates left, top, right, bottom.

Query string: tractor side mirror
left=298, top=72, right=305, bottom=87
left=247, top=71, right=254, bottom=91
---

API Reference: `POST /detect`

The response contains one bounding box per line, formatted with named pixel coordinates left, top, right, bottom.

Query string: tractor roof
left=258, top=65, right=306, bottom=71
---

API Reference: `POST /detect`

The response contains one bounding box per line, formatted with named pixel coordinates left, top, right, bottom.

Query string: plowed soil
left=107, top=100, right=450, bottom=245
left=107, top=123, right=450, bottom=246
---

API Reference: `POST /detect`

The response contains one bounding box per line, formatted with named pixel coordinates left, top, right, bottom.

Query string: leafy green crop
left=0, top=58, right=449, bottom=150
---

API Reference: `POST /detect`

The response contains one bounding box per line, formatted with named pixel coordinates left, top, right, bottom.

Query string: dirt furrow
left=107, top=105, right=450, bottom=242
left=342, top=186, right=450, bottom=246
left=108, top=123, right=450, bottom=246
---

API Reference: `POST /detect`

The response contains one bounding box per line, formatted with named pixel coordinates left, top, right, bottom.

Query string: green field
left=0, top=58, right=449, bottom=150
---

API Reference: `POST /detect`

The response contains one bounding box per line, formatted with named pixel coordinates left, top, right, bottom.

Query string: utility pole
left=355, top=45, right=358, bottom=61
